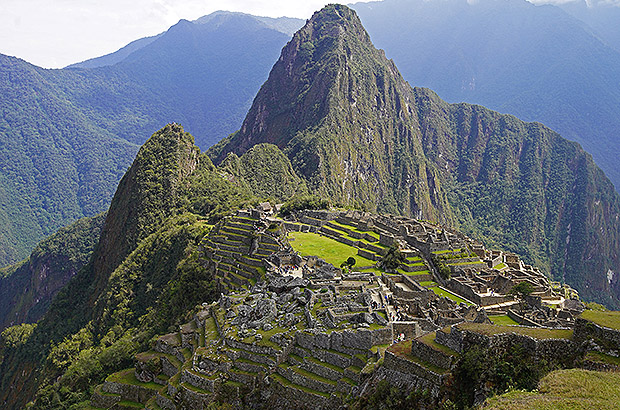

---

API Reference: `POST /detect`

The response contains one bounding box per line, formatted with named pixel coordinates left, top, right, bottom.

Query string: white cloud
left=0, top=0, right=332, bottom=68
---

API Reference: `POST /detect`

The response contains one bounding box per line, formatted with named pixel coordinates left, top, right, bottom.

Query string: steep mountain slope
left=0, top=213, right=105, bottom=331
left=210, top=5, right=452, bottom=221
left=0, top=123, right=256, bottom=409
left=352, top=0, right=620, bottom=191
left=0, top=12, right=299, bottom=266
left=0, top=55, right=138, bottom=267
left=210, top=4, right=620, bottom=307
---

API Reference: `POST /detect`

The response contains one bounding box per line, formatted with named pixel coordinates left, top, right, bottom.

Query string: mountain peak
left=210, top=4, right=392, bottom=162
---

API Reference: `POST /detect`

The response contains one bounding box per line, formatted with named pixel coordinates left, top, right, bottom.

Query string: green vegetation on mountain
left=352, top=0, right=620, bottom=192
left=0, top=214, right=106, bottom=331
left=210, top=4, right=620, bottom=308
left=218, top=143, right=308, bottom=202
left=2, top=4, right=620, bottom=409
left=0, top=11, right=297, bottom=267
left=0, top=124, right=258, bottom=409
left=211, top=4, right=452, bottom=221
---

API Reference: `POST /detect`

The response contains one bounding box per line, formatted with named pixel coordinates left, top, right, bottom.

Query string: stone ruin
left=88, top=207, right=591, bottom=410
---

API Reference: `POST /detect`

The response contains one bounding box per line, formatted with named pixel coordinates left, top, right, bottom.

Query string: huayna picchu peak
left=210, top=4, right=620, bottom=309
left=2, top=3, right=620, bottom=410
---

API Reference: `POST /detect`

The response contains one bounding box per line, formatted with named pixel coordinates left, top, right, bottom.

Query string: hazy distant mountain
left=0, top=11, right=302, bottom=266
left=352, top=0, right=620, bottom=191
left=69, top=11, right=303, bottom=69
left=556, top=0, right=620, bottom=53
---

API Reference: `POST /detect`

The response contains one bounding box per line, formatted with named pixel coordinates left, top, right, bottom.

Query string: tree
left=510, top=281, right=535, bottom=312
left=340, top=256, right=357, bottom=273
left=380, top=246, right=405, bottom=271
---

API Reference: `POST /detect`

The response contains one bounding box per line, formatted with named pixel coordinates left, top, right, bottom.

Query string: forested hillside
left=352, top=0, right=620, bottom=192
left=0, top=12, right=300, bottom=267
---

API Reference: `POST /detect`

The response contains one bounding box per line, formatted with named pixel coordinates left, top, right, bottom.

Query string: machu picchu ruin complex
left=88, top=207, right=620, bottom=409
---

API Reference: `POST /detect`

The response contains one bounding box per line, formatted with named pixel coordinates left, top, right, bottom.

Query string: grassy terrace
left=482, top=369, right=620, bottom=410
left=418, top=332, right=458, bottom=356
left=432, top=248, right=463, bottom=254
left=489, top=315, right=520, bottom=326
left=271, top=374, right=330, bottom=398
left=458, top=322, right=573, bottom=340
left=580, top=310, right=620, bottom=330
left=400, top=269, right=430, bottom=276
left=429, top=286, right=472, bottom=305
left=585, top=351, right=620, bottom=366
left=329, top=220, right=380, bottom=240
left=288, top=232, right=375, bottom=267
left=106, top=368, right=160, bottom=390
left=388, top=340, right=448, bottom=374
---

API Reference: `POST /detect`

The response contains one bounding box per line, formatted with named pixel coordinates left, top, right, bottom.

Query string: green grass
left=429, top=287, right=472, bottom=305
left=418, top=332, right=458, bottom=356
left=307, top=356, right=344, bottom=373
left=458, top=322, right=573, bottom=340
left=287, top=232, right=375, bottom=267
left=493, top=262, right=508, bottom=270
left=117, top=400, right=144, bottom=408
left=271, top=374, right=331, bottom=398
left=489, top=315, right=520, bottom=326
left=402, top=269, right=431, bottom=277
left=446, top=260, right=483, bottom=266
left=580, top=310, right=620, bottom=330
left=585, top=351, right=620, bottom=366
left=419, top=281, right=438, bottom=287
left=432, top=248, right=463, bottom=254
left=105, top=369, right=161, bottom=390
left=329, top=221, right=380, bottom=240
left=482, top=369, right=620, bottom=410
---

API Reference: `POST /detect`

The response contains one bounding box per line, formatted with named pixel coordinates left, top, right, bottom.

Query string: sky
left=0, top=0, right=334, bottom=69
left=2, top=0, right=617, bottom=69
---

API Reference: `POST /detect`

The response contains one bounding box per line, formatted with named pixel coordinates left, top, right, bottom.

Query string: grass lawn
left=388, top=340, right=448, bottom=374
left=482, top=369, right=620, bottom=410
left=106, top=368, right=161, bottom=390
left=580, top=310, right=620, bottom=330
left=458, top=322, right=573, bottom=340
left=418, top=332, right=458, bottom=356
left=329, top=220, right=380, bottom=240
left=419, top=281, right=438, bottom=287
left=429, top=286, right=472, bottom=305
left=288, top=232, right=375, bottom=267
left=489, top=315, right=520, bottom=326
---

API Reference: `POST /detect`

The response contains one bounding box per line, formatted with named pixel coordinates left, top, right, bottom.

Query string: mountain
left=0, top=123, right=257, bottom=409
left=0, top=214, right=105, bottom=331
left=351, top=0, right=620, bottom=192
left=211, top=4, right=620, bottom=308
left=0, top=12, right=301, bottom=267
left=556, top=0, right=620, bottom=53
left=2, top=4, right=620, bottom=408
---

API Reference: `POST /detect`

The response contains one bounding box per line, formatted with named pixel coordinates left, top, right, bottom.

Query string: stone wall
left=181, top=369, right=219, bottom=392
left=410, top=339, right=455, bottom=370
left=383, top=350, right=446, bottom=387
left=574, top=317, right=620, bottom=350
left=507, top=309, right=541, bottom=327
left=392, top=322, right=421, bottom=340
